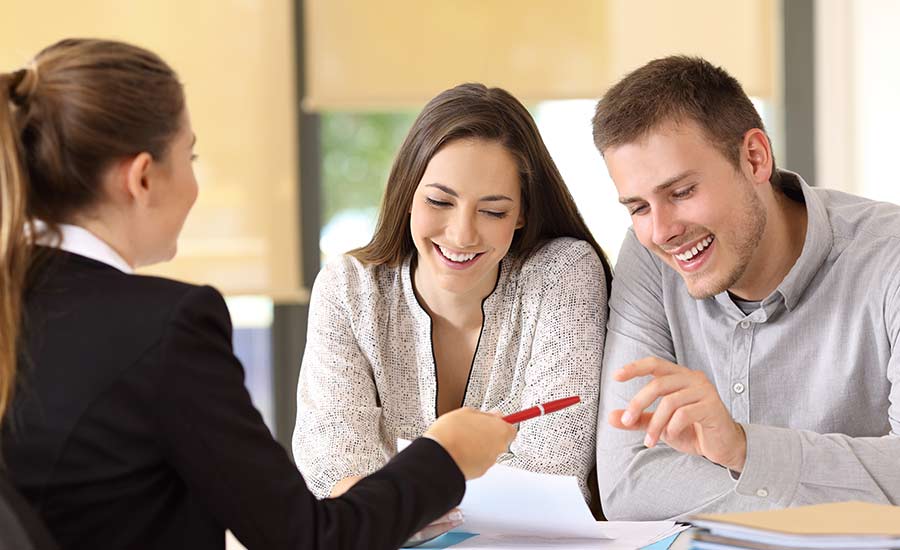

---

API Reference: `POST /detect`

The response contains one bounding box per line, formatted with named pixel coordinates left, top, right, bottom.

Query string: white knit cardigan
left=293, top=237, right=608, bottom=500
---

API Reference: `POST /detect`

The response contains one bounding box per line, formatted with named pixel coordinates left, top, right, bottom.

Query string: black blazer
left=0, top=470, right=58, bottom=550
left=2, top=250, right=464, bottom=550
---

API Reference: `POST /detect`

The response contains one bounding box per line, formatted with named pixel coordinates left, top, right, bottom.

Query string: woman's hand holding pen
left=609, top=357, right=747, bottom=473
left=400, top=409, right=516, bottom=547
left=424, top=407, right=517, bottom=480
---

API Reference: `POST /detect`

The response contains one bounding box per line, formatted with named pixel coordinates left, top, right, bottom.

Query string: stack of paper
left=438, top=462, right=683, bottom=549
left=688, top=501, right=900, bottom=550
left=397, top=439, right=687, bottom=549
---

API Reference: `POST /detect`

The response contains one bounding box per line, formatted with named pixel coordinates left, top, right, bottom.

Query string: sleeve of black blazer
left=154, top=285, right=465, bottom=550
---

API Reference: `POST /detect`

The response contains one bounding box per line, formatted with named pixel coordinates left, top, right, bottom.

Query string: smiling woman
left=293, top=83, right=614, bottom=521
left=411, top=140, right=524, bottom=301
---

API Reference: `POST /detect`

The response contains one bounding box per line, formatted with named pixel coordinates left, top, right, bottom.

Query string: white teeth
left=439, top=245, right=478, bottom=263
left=674, top=236, right=713, bottom=262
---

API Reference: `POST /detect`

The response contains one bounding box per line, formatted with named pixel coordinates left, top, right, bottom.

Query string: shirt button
left=733, top=382, right=745, bottom=394
left=756, top=488, right=769, bottom=498
left=740, top=320, right=751, bottom=329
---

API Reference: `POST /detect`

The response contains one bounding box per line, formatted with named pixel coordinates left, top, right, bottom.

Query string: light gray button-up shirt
left=597, top=171, right=900, bottom=520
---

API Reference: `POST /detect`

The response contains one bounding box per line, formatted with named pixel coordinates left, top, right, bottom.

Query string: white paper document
left=451, top=461, right=679, bottom=548
left=397, top=439, right=683, bottom=549
left=458, top=462, right=606, bottom=538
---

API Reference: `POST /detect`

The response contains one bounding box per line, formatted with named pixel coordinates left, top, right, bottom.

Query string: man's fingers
left=643, top=386, right=705, bottom=447
left=663, top=402, right=707, bottom=442
left=609, top=409, right=653, bottom=430
left=620, top=373, right=694, bottom=426
left=614, top=357, right=682, bottom=382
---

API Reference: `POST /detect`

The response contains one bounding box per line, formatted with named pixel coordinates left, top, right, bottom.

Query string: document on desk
left=397, top=439, right=682, bottom=549
left=451, top=462, right=679, bottom=548
left=457, top=461, right=603, bottom=539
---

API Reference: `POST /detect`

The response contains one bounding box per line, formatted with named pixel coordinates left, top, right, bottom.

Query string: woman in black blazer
left=0, top=38, right=516, bottom=550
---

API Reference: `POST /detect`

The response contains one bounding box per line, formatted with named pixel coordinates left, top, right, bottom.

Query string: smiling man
left=593, top=56, right=900, bottom=520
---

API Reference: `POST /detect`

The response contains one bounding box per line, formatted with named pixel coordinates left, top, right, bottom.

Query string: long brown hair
left=0, top=38, right=184, bottom=421
left=352, top=83, right=612, bottom=289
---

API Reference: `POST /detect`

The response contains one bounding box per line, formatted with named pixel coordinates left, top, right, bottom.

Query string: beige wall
left=604, top=0, right=777, bottom=98
left=1, top=0, right=304, bottom=300
left=305, top=0, right=778, bottom=110
left=815, top=0, right=900, bottom=201
left=4, top=1, right=782, bottom=301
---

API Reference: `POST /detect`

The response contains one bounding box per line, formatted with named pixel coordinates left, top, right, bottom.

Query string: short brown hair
left=352, top=82, right=612, bottom=292
left=592, top=56, right=777, bottom=180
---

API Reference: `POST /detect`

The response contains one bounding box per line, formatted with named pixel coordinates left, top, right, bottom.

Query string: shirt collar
left=716, top=170, right=831, bottom=312
left=773, top=171, right=832, bottom=310
left=35, top=222, right=134, bottom=274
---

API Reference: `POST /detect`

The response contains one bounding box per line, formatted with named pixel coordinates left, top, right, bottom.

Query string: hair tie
left=9, top=62, right=39, bottom=107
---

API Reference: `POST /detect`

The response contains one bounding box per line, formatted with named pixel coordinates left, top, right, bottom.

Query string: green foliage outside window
left=321, top=112, right=417, bottom=225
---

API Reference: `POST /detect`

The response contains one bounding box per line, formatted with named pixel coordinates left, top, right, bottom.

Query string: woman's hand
left=329, top=475, right=363, bottom=498
left=424, top=407, right=517, bottom=480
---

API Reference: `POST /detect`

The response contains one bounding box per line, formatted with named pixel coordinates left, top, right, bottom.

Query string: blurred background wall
left=3, top=0, right=898, bottom=465
left=1, top=0, right=303, bottom=432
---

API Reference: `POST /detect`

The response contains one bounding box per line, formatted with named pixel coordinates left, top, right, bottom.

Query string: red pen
left=502, top=396, right=581, bottom=424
